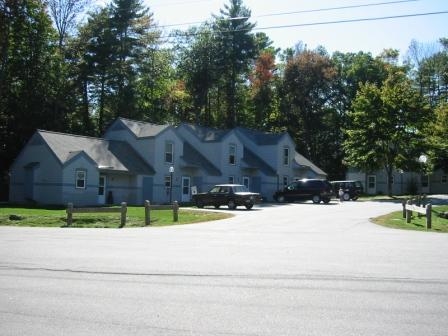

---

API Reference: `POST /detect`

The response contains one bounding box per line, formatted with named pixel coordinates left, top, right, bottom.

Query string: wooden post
left=145, top=200, right=151, bottom=226
left=402, top=199, right=407, bottom=218
left=426, top=203, right=432, bottom=229
left=67, top=203, right=73, bottom=226
left=406, top=200, right=412, bottom=224
left=173, top=201, right=179, bottom=222
left=120, top=202, right=127, bottom=228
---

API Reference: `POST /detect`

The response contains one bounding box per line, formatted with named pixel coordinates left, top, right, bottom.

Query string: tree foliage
left=48, top=0, right=88, bottom=48
left=427, top=102, right=448, bottom=172
left=0, top=0, right=446, bottom=200
left=212, top=0, right=256, bottom=128
left=281, top=49, right=338, bottom=174
left=0, top=0, right=62, bottom=167
left=344, top=69, right=432, bottom=196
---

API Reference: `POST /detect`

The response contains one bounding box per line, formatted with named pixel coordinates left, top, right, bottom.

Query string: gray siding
left=106, top=174, right=139, bottom=205
left=62, top=157, right=98, bottom=206
left=430, top=171, right=448, bottom=194
left=9, top=138, right=63, bottom=204
left=347, top=169, right=448, bottom=195
left=10, top=120, right=329, bottom=205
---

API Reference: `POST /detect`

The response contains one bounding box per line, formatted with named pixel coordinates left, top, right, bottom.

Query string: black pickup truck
left=192, top=184, right=262, bottom=210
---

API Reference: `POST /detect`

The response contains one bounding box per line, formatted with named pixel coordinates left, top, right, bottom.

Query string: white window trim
left=283, top=175, right=289, bottom=188
left=229, top=144, right=236, bottom=165
left=75, top=169, right=86, bottom=189
left=243, top=176, right=250, bottom=189
left=283, top=146, right=290, bottom=166
left=164, top=175, right=172, bottom=188
left=165, top=142, right=174, bottom=164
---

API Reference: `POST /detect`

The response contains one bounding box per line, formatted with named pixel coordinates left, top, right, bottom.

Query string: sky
left=142, top=0, right=447, bottom=58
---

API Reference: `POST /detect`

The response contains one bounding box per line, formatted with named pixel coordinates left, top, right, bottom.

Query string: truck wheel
left=228, top=200, right=236, bottom=210
left=277, top=195, right=285, bottom=203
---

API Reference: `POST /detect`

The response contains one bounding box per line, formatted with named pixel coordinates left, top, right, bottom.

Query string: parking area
left=1, top=199, right=448, bottom=335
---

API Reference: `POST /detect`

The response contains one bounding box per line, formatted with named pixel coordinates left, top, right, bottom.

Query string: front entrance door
left=421, top=175, right=430, bottom=194
left=182, top=176, right=191, bottom=202
left=98, top=175, right=106, bottom=204
left=367, top=175, right=376, bottom=195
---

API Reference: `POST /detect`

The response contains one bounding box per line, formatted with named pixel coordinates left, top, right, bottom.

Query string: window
left=228, top=176, right=235, bottom=184
left=368, top=175, right=376, bottom=189
left=229, top=144, right=236, bottom=165
left=75, top=170, right=86, bottom=189
left=283, top=147, right=290, bottom=166
left=165, top=142, right=174, bottom=164
left=442, top=175, right=447, bottom=184
left=243, top=176, right=250, bottom=189
left=164, top=175, right=171, bottom=188
left=283, top=176, right=289, bottom=188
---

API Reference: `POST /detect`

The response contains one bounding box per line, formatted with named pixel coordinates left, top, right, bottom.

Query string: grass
left=371, top=205, right=448, bottom=233
left=0, top=205, right=233, bottom=228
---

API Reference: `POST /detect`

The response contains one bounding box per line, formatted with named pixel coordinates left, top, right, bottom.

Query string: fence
left=66, top=202, right=127, bottom=227
left=66, top=201, right=179, bottom=228
left=402, top=199, right=432, bottom=229
left=144, top=200, right=179, bottom=225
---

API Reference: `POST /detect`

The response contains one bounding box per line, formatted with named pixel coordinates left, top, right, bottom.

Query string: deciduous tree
left=280, top=49, right=337, bottom=174
left=344, top=69, right=431, bottom=196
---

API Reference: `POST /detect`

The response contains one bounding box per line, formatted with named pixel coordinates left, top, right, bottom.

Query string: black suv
left=330, top=180, right=363, bottom=201
left=273, top=179, right=333, bottom=204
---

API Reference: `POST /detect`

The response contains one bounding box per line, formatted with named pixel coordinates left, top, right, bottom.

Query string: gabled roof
left=113, top=117, right=171, bottom=138
left=242, top=147, right=277, bottom=176
left=181, top=141, right=222, bottom=176
left=37, top=130, right=154, bottom=174
left=293, top=152, right=327, bottom=177
left=179, top=123, right=230, bottom=142
left=235, top=127, right=288, bottom=145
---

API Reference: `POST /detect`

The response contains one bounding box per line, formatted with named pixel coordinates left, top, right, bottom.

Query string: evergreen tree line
left=1, top=0, right=447, bottom=199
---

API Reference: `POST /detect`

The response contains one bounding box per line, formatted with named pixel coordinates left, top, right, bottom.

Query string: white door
left=98, top=175, right=106, bottom=204
left=182, top=176, right=191, bottom=202
left=367, top=175, right=376, bottom=195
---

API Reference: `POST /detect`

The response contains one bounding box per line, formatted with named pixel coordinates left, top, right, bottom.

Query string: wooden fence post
left=426, top=203, right=432, bottom=229
left=120, top=202, right=127, bottom=228
left=406, top=200, right=412, bottom=223
left=173, top=201, right=179, bottom=222
left=145, top=200, right=151, bottom=225
left=67, top=203, right=73, bottom=226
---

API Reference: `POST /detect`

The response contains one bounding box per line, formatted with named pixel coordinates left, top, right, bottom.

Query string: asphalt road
left=1, top=199, right=448, bottom=335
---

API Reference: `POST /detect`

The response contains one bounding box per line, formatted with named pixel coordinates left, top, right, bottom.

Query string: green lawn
left=0, top=205, right=233, bottom=228
left=371, top=205, right=448, bottom=233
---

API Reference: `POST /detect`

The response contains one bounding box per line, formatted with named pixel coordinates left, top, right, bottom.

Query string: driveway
left=1, top=199, right=448, bottom=335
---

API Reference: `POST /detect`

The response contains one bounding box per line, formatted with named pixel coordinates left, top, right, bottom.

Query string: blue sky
left=147, top=0, right=447, bottom=58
